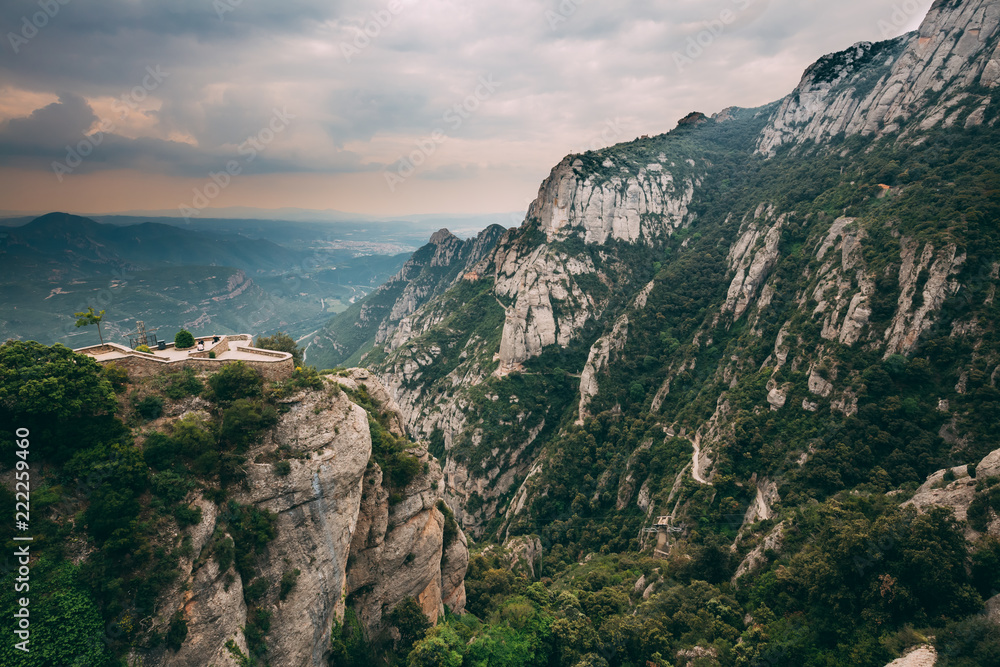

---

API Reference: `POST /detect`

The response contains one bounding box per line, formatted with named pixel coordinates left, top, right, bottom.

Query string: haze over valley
left=4, top=1, right=1000, bottom=667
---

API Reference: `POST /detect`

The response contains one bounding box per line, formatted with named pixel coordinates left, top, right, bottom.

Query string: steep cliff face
left=142, top=371, right=467, bottom=667
left=361, top=0, right=1000, bottom=560
left=306, top=224, right=506, bottom=369
left=527, top=154, right=698, bottom=245
left=757, top=0, right=1000, bottom=155
left=374, top=227, right=506, bottom=349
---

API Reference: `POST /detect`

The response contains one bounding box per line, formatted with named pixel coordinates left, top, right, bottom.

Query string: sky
left=0, top=0, right=932, bottom=219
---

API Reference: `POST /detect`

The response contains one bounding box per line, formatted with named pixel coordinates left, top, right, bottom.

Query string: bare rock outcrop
left=144, top=374, right=468, bottom=667
left=758, top=0, right=1000, bottom=155
left=904, top=465, right=976, bottom=524
left=723, top=207, right=783, bottom=320
left=346, top=443, right=461, bottom=631
left=884, top=645, right=937, bottom=667
left=733, top=522, right=785, bottom=583
left=905, top=446, right=1000, bottom=539
left=883, top=240, right=966, bottom=357
left=528, top=154, right=698, bottom=246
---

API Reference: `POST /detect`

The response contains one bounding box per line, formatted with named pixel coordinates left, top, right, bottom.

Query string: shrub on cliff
left=207, top=361, right=263, bottom=402
left=255, top=331, right=303, bottom=367
left=174, top=329, right=195, bottom=349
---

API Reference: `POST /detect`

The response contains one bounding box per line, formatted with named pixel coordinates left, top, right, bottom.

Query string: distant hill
left=0, top=212, right=411, bottom=348
left=0, top=212, right=305, bottom=281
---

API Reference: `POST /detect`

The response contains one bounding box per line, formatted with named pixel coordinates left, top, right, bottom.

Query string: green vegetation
left=174, top=329, right=196, bottom=349
left=345, top=383, right=422, bottom=492
left=74, top=306, right=107, bottom=344
left=256, top=330, right=304, bottom=366
left=279, top=568, right=301, bottom=600
left=342, top=495, right=999, bottom=667
left=271, top=364, right=326, bottom=398
left=102, top=362, right=130, bottom=393
left=134, top=394, right=165, bottom=421
left=0, top=559, right=115, bottom=666
left=161, top=367, right=203, bottom=399
left=207, top=360, right=264, bottom=402
left=0, top=339, right=119, bottom=461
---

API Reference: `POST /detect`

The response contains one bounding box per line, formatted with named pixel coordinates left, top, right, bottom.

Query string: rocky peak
left=756, top=0, right=1000, bottom=155
left=676, top=111, right=709, bottom=126
left=429, top=228, right=458, bottom=245
left=143, top=373, right=467, bottom=666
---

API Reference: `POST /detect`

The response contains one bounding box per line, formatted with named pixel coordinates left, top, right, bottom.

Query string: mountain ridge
left=345, top=0, right=1000, bottom=551
left=305, top=223, right=507, bottom=369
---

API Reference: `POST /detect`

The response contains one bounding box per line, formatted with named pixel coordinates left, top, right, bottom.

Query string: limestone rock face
left=905, top=446, right=1000, bottom=540
left=528, top=155, right=698, bottom=245
left=733, top=522, right=785, bottom=583
left=883, top=645, right=937, bottom=667
left=494, top=243, right=598, bottom=371
left=757, top=0, right=1000, bottom=155
left=905, top=464, right=977, bottom=523
left=166, top=556, right=249, bottom=667
left=144, top=374, right=467, bottom=667
left=375, top=224, right=507, bottom=350
left=883, top=241, right=966, bottom=357
left=806, top=217, right=877, bottom=347
left=723, top=206, right=784, bottom=320
left=485, top=150, right=700, bottom=370
left=345, top=443, right=460, bottom=631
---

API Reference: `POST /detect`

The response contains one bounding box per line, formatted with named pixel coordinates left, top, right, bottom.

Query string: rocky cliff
left=140, top=370, right=467, bottom=667
left=358, top=0, right=1000, bottom=550
left=757, top=0, right=1000, bottom=156
left=305, top=225, right=506, bottom=370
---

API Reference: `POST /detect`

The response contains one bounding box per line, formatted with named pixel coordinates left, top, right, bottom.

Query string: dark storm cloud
left=0, top=92, right=95, bottom=152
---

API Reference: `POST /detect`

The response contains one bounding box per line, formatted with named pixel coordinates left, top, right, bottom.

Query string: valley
left=3, top=0, right=1000, bottom=665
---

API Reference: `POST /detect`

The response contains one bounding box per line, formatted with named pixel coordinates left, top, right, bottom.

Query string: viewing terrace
left=74, top=333, right=294, bottom=381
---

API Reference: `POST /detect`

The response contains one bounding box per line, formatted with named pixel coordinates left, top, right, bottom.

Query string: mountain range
left=4, top=1, right=1000, bottom=665
left=307, top=0, right=1000, bottom=662
left=0, top=212, right=410, bottom=348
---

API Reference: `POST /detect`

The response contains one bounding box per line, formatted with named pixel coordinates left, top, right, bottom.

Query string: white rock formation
left=527, top=155, right=697, bottom=245
left=884, top=645, right=937, bottom=667
left=758, top=0, right=1000, bottom=155
left=146, top=375, right=467, bottom=667
left=883, top=240, right=966, bottom=357
left=723, top=209, right=784, bottom=320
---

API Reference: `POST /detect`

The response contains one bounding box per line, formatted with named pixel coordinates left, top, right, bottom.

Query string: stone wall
left=82, top=335, right=293, bottom=382
left=101, top=354, right=293, bottom=381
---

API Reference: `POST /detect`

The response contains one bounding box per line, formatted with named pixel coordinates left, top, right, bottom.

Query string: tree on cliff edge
left=74, top=306, right=106, bottom=344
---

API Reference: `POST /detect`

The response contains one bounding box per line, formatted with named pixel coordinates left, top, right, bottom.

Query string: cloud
left=0, top=0, right=935, bottom=212
left=0, top=92, right=95, bottom=153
